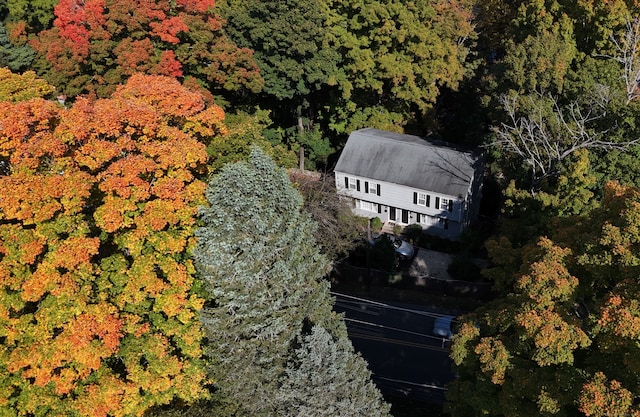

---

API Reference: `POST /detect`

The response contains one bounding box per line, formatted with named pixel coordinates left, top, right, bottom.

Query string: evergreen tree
left=277, top=325, right=390, bottom=417
left=194, top=148, right=390, bottom=417
left=0, top=22, right=34, bottom=72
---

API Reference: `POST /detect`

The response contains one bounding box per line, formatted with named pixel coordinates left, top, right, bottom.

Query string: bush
left=402, top=224, right=424, bottom=244
left=367, top=235, right=397, bottom=272
left=371, top=217, right=383, bottom=231
left=447, top=252, right=481, bottom=281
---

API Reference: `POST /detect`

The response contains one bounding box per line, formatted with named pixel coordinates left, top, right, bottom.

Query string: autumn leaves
left=0, top=74, right=223, bottom=416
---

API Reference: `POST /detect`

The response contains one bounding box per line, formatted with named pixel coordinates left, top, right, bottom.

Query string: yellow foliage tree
left=0, top=72, right=225, bottom=416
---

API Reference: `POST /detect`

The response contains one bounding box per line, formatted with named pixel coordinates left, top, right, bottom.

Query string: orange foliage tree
left=0, top=72, right=226, bottom=416
left=29, top=0, right=263, bottom=98
left=448, top=181, right=640, bottom=416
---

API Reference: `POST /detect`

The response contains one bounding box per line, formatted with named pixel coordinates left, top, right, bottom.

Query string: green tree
left=447, top=181, right=640, bottom=417
left=194, top=149, right=390, bottom=417
left=0, top=21, right=35, bottom=71
left=5, top=0, right=58, bottom=31
left=220, top=0, right=475, bottom=137
left=206, top=108, right=297, bottom=173
left=277, top=325, right=390, bottom=417
left=326, top=0, right=476, bottom=132
left=219, top=0, right=339, bottom=103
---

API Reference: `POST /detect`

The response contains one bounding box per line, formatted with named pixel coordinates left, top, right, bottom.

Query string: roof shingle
left=335, top=128, right=482, bottom=197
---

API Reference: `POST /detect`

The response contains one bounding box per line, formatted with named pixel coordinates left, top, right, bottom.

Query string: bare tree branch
left=599, top=16, right=640, bottom=104
left=491, top=93, right=637, bottom=192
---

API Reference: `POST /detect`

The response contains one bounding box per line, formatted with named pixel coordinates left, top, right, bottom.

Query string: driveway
left=406, top=248, right=453, bottom=281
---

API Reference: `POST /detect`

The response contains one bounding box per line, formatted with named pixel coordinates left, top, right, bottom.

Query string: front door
left=389, top=207, right=396, bottom=221
left=401, top=209, right=409, bottom=224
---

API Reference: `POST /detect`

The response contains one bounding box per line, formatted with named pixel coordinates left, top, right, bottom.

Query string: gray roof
left=335, top=128, right=482, bottom=197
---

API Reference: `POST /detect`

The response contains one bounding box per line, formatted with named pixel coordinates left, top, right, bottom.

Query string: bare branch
left=491, top=93, right=638, bottom=192
left=599, top=17, right=640, bottom=104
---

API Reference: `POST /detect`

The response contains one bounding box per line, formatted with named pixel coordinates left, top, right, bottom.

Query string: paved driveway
left=407, top=248, right=453, bottom=281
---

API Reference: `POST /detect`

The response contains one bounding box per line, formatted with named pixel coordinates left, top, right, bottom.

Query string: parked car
left=433, top=315, right=455, bottom=339
left=371, top=233, right=416, bottom=261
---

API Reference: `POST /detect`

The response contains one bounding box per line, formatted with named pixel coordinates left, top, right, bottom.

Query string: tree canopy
left=0, top=72, right=225, bottom=416
left=448, top=181, right=640, bottom=417
left=27, top=0, right=263, bottom=99
left=194, top=148, right=390, bottom=417
left=220, top=0, right=475, bottom=136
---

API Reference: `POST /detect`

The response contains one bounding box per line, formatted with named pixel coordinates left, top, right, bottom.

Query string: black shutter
left=378, top=204, right=382, bottom=213
left=413, top=192, right=417, bottom=204
left=365, top=181, right=369, bottom=193
left=426, top=195, right=430, bottom=207
left=356, top=180, right=360, bottom=191
left=377, top=184, right=381, bottom=196
left=344, top=177, right=348, bottom=188
left=448, top=199, right=453, bottom=212
left=435, top=197, right=440, bottom=210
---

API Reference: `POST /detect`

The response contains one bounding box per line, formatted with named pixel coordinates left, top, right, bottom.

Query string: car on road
left=433, top=315, right=455, bottom=339
left=371, top=233, right=416, bottom=261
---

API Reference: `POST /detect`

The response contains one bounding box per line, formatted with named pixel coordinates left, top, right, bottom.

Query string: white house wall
left=335, top=171, right=471, bottom=239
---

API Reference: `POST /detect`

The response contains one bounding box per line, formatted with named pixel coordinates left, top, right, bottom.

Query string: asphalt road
left=332, top=292, right=458, bottom=403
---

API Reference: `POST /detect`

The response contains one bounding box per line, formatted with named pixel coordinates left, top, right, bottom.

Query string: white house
left=334, top=128, right=484, bottom=240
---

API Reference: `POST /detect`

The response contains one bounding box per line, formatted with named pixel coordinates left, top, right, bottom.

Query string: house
left=334, top=128, right=484, bottom=240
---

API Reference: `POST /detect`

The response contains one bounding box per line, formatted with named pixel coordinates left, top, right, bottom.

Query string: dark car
left=371, top=233, right=416, bottom=261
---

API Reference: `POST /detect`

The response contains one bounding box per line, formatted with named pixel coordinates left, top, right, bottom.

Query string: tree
left=29, top=0, right=263, bottom=98
left=5, top=0, right=58, bottom=31
left=447, top=181, right=640, bottom=417
left=206, top=108, right=297, bottom=173
left=325, top=0, right=476, bottom=132
left=219, top=0, right=339, bottom=103
left=0, top=66, right=54, bottom=102
left=277, top=325, right=390, bottom=417
left=492, top=92, right=636, bottom=192
left=0, top=21, right=35, bottom=72
left=0, top=73, right=225, bottom=416
left=220, top=0, right=475, bottom=136
left=194, top=148, right=390, bottom=417
left=601, top=16, right=640, bottom=104
left=289, top=170, right=363, bottom=262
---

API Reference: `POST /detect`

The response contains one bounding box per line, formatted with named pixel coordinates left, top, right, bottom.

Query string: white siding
left=336, top=170, right=471, bottom=239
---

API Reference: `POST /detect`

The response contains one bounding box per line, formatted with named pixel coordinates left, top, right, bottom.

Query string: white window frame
left=443, top=198, right=454, bottom=212
left=349, top=177, right=357, bottom=190
left=420, top=214, right=438, bottom=226
left=359, top=200, right=377, bottom=212
left=368, top=182, right=379, bottom=195
left=417, top=193, right=427, bottom=206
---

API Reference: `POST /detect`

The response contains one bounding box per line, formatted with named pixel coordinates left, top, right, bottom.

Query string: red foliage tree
left=0, top=72, right=226, bottom=416
left=30, top=0, right=263, bottom=98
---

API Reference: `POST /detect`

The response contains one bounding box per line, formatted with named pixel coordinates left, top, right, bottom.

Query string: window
left=359, top=200, right=378, bottom=212
left=349, top=177, right=357, bottom=190
left=420, top=215, right=439, bottom=226
left=366, top=181, right=380, bottom=195
left=434, top=196, right=454, bottom=212
left=414, top=192, right=431, bottom=207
